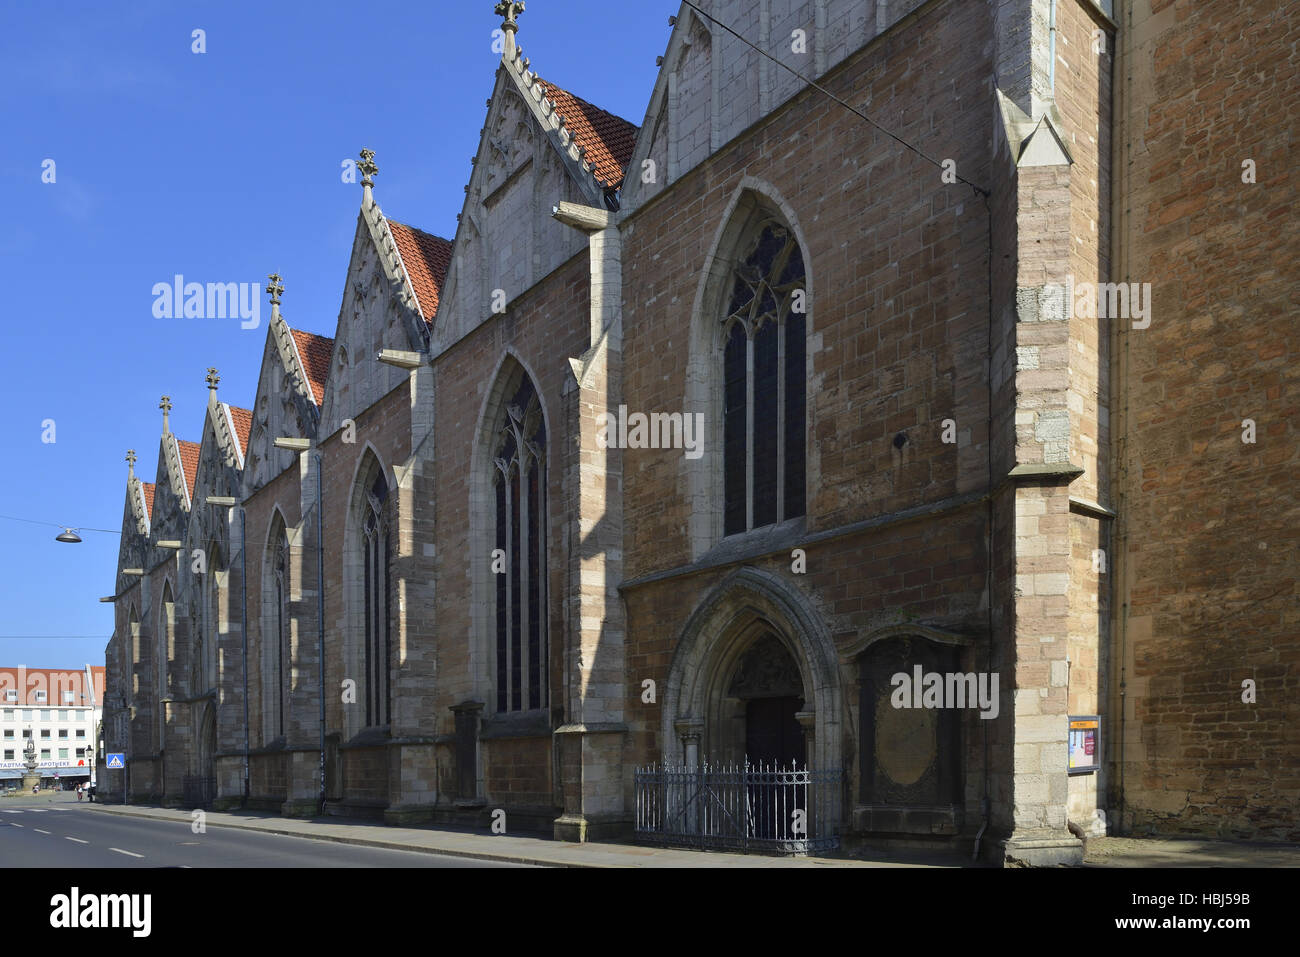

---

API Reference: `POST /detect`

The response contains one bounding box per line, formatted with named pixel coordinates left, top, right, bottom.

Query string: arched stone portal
left=662, top=567, right=842, bottom=774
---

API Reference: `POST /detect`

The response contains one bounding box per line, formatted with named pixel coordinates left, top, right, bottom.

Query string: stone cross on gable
left=206, top=367, right=220, bottom=391
left=358, top=149, right=378, bottom=188
left=267, top=273, right=283, bottom=307
left=126, top=449, right=137, bottom=476
left=159, top=395, right=172, bottom=432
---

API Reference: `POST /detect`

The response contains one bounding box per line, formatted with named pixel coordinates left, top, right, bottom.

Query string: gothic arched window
left=362, top=469, right=391, bottom=727
left=195, top=539, right=222, bottom=696
left=127, top=607, right=139, bottom=700
left=722, top=222, right=807, bottom=535
left=158, top=582, right=173, bottom=746
left=491, top=375, right=547, bottom=713
left=268, top=521, right=289, bottom=740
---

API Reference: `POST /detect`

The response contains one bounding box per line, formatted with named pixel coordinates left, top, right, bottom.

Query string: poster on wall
left=1067, top=715, right=1100, bottom=775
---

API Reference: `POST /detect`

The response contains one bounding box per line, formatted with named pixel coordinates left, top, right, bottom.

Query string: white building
left=0, top=665, right=105, bottom=789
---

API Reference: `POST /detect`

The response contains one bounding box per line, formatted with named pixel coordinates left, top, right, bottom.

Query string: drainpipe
left=1049, top=0, right=1058, bottom=97
left=975, top=189, right=995, bottom=863
left=240, top=506, right=249, bottom=807
left=316, top=452, right=326, bottom=815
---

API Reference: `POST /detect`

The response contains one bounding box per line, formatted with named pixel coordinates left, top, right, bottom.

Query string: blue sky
left=0, top=0, right=673, bottom=669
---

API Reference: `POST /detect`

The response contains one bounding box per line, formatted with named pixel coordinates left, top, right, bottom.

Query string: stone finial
left=126, top=449, right=137, bottom=478
left=358, top=148, right=378, bottom=189
left=159, top=395, right=172, bottom=432
left=267, top=272, right=284, bottom=307
left=495, top=1, right=524, bottom=33
left=206, top=367, right=220, bottom=392
left=495, top=1, right=524, bottom=60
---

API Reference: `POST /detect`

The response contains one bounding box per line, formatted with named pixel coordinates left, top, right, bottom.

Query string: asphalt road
left=0, top=792, right=527, bottom=867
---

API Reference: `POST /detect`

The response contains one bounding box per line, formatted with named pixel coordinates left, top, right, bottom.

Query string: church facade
left=101, top=0, right=1298, bottom=865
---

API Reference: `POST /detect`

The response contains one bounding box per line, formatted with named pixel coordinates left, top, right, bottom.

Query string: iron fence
left=182, top=774, right=216, bottom=808
left=635, top=762, right=843, bottom=855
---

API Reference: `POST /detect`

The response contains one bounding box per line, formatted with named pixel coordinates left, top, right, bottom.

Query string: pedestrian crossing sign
left=106, top=753, right=125, bottom=769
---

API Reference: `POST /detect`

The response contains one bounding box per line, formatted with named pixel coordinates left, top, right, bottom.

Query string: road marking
left=109, top=847, right=144, bottom=858
left=28, top=808, right=48, bottom=813
left=34, top=828, right=50, bottom=834
left=65, top=837, right=89, bottom=844
left=1, top=810, right=22, bottom=814
left=10, top=823, right=21, bottom=828
left=179, top=865, right=192, bottom=869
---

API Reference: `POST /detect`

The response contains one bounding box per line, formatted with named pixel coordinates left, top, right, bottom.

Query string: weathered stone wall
left=1111, top=0, right=1299, bottom=840
left=430, top=249, right=591, bottom=818
left=622, top=0, right=994, bottom=581
left=620, top=0, right=997, bottom=840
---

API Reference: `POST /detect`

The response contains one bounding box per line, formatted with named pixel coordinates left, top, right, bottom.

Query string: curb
left=78, top=804, right=617, bottom=868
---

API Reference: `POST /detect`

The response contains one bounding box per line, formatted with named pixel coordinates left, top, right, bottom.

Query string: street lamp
left=55, top=528, right=82, bottom=543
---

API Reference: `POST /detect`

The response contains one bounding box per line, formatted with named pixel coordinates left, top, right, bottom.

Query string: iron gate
left=634, top=762, right=843, bottom=855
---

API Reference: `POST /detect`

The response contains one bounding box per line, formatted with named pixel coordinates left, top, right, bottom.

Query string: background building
left=0, top=665, right=105, bottom=789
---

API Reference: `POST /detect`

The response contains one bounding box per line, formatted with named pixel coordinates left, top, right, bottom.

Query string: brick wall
left=1113, top=0, right=1299, bottom=838
left=430, top=249, right=591, bottom=810
left=622, top=0, right=994, bottom=582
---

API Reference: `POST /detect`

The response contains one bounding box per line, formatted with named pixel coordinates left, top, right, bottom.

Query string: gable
left=192, top=400, right=245, bottom=508
left=147, top=431, right=195, bottom=548
left=114, top=475, right=150, bottom=594
left=316, top=209, right=432, bottom=437
left=621, top=0, right=904, bottom=212
left=185, top=407, right=244, bottom=559
left=242, top=316, right=322, bottom=496
left=430, top=64, right=636, bottom=354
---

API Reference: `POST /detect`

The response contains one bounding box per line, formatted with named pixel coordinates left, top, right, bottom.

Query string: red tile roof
left=534, top=77, right=638, bottom=188
left=387, top=221, right=452, bottom=324
left=177, top=440, right=200, bottom=503
left=227, top=405, right=253, bottom=458
left=289, top=328, right=334, bottom=406
left=142, top=482, right=155, bottom=519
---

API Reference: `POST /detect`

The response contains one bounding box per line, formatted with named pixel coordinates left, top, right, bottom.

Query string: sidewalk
left=1083, top=835, right=1300, bottom=868
left=81, top=802, right=944, bottom=868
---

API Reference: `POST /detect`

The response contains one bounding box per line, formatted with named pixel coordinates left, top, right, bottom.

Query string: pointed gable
left=243, top=311, right=326, bottom=495
left=188, top=395, right=249, bottom=562
left=316, top=200, right=433, bottom=436
left=387, top=221, right=453, bottom=324
left=430, top=49, right=639, bottom=349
